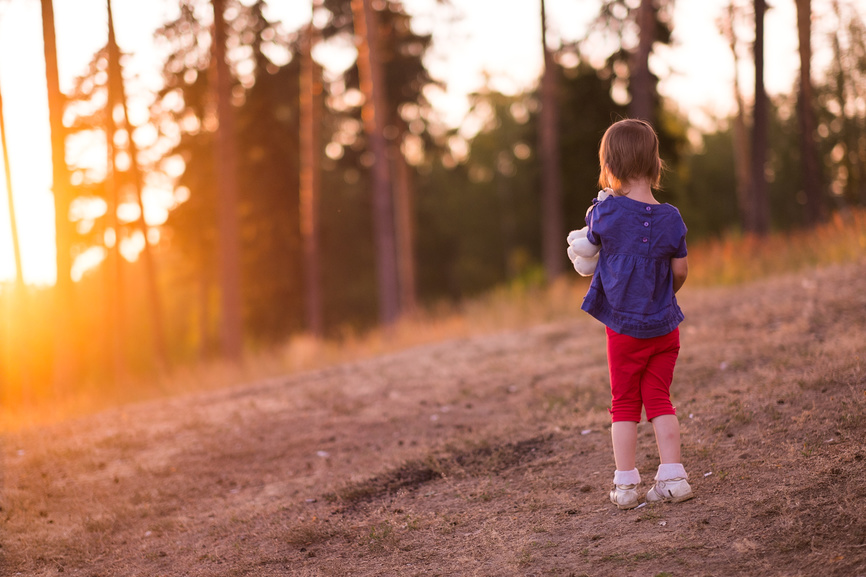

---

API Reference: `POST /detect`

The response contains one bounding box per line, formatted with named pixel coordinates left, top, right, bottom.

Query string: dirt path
left=3, top=261, right=866, bottom=576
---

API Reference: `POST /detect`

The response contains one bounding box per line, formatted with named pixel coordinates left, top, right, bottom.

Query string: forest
left=1, top=0, right=865, bottom=409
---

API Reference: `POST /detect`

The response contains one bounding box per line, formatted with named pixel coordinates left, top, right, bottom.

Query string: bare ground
left=2, top=261, right=866, bottom=577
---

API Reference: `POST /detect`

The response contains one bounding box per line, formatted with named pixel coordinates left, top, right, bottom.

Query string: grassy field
left=2, top=232, right=865, bottom=574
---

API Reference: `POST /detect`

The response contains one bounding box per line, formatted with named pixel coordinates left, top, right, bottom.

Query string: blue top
left=580, top=195, right=688, bottom=338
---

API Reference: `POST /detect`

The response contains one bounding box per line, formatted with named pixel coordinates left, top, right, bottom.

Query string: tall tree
left=299, top=19, right=324, bottom=337
left=319, top=0, right=436, bottom=325
left=630, top=0, right=656, bottom=122
left=0, top=81, right=23, bottom=290
left=154, top=1, right=309, bottom=347
left=0, top=76, right=27, bottom=389
left=106, top=0, right=170, bottom=369
left=747, top=0, right=770, bottom=234
left=40, top=0, right=78, bottom=388
left=63, top=43, right=126, bottom=382
left=796, top=0, right=824, bottom=225
left=718, top=2, right=752, bottom=228
left=350, top=0, right=400, bottom=325
left=103, top=25, right=128, bottom=383
left=211, top=0, right=243, bottom=358
left=539, top=0, right=564, bottom=281
left=391, top=139, right=417, bottom=315
left=151, top=1, right=217, bottom=358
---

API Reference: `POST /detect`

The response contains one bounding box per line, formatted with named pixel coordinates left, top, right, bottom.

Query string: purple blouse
left=580, top=195, right=688, bottom=338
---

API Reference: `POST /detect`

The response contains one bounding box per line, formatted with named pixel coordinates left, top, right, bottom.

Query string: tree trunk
left=748, top=0, right=770, bottom=235
left=539, top=0, right=564, bottom=282
left=720, top=2, right=752, bottom=228
left=796, top=0, right=824, bottom=225
left=0, top=77, right=28, bottom=390
left=107, top=0, right=170, bottom=370
left=40, top=0, right=78, bottom=390
left=351, top=0, right=400, bottom=325
left=211, top=0, right=243, bottom=359
left=103, top=34, right=128, bottom=385
left=299, top=21, right=324, bottom=337
left=391, top=139, right=417, bottom=316
left=630, top=0, right=656, bottom=122
left=0, top=87, right=23, bottom=287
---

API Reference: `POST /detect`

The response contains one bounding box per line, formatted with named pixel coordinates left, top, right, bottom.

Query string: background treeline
left=2, top=0, right=865, bottom=404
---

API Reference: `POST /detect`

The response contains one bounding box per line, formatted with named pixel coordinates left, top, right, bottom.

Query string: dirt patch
left=328, top=435, right=552, bottom=508
left=2, top=261, right=866, bottom=576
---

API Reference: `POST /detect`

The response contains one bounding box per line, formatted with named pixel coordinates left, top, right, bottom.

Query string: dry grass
left=2, top=256, right=866, bottom=575
left=688, top=209, right=866, bottom=286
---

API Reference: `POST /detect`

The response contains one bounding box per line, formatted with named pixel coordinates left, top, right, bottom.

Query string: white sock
left=656, top=463, right=688, bottom=481
left=613, top=468, right=641, bottom=486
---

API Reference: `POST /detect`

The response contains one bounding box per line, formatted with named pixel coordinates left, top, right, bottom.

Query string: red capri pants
left=606, top=327, right=680, bottom=423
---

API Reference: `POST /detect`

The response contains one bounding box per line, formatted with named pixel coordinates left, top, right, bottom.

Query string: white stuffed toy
left=566, top=188, right=612, bottom=276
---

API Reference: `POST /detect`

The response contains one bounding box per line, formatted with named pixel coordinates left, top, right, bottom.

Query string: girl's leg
left=641, top=328, right=681, bottom=463
left=648, top=413, right=692, bottom=503
left=610, top=420, right=641, bottom=509
left=641, top=330, right=693, bottom=502
left=651, top=414, right=681, bottom=464
left=606, top=326, right=645, bottom=426
left=611, top=421, right=638, bottom=471
left=605, top=327, right=645, bottom=508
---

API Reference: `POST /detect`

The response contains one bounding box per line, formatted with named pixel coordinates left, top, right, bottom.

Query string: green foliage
left=558, top=63, right=627, bottom=227
left=679, top=94, right=848, bottom=241
left=816, top=3, right=866, bottom=208
left=414, top=91, right=541, bottom=300
left=677, top=130, right=740, bottom=239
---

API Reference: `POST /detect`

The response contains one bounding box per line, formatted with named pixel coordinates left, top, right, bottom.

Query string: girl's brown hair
left=598, top=119, right=663, bottom=191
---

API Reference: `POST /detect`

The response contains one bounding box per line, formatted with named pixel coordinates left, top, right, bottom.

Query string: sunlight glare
left=117, top=203, right=141, bottom=224
left=120, top=230, right=145, bottom=262
left=70, top=245, right=105, bottom=282
left=104, top=228, right=116, bottom=249
left=143, top=187, right=172, bottom=226
left=70, top=196, right=108, bottom=221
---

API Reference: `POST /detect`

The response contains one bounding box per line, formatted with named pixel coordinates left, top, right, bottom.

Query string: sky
left=0, top=0, right=804, bottom=285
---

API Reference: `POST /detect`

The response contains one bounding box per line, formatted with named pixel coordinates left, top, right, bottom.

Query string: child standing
left=577, top=119, right=692, bottom=510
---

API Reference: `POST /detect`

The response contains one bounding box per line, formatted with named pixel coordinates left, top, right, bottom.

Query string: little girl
left=578, top=119, right=692, bottom=509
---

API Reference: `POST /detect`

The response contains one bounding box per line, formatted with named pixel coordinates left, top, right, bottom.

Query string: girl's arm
left=672, top=256, right=688, bottom=294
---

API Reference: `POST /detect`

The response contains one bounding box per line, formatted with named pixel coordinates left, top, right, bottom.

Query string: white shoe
left=609, top=483, right=640, bottom=510
left=645, top=477, right=693, bottom=504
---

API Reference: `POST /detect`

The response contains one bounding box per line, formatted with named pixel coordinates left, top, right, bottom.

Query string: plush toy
left=566, top=188, right=612, bottom=276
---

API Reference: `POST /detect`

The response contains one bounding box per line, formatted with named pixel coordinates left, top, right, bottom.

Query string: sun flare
left=0, top=181, right=58, bottom=287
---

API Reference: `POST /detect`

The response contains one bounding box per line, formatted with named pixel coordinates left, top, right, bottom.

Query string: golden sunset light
left=3, top=0, right=866, bottom=574
left=0, top=0, right=56, bottom=284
